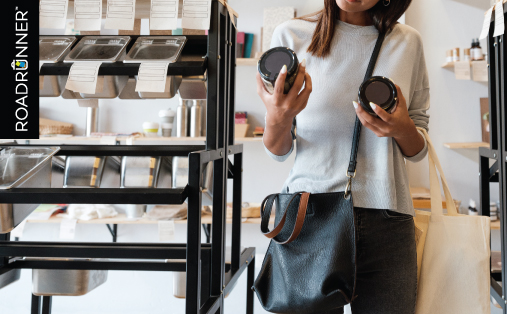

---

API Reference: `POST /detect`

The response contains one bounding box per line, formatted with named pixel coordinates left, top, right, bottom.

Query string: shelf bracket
left=106, top=224, right=118, bottom=243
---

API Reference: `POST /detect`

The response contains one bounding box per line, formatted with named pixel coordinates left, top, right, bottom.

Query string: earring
left=383, top=0, right=390, bottom=6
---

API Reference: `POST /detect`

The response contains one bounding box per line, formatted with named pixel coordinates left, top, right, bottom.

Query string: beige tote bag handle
left=416, top=127, right=458, bottom=216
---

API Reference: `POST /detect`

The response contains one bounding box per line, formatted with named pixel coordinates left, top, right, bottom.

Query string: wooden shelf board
left=26, top=213, right=274, bottom=225
left=7, top=136, right=262, bottom=145
left=441, top=61, right=454, bottom=68
left=443, top=142, right=490, bottom=149
left=492, top=220, right=500, bottom=230
left=236, top=58, right=259, bottom=66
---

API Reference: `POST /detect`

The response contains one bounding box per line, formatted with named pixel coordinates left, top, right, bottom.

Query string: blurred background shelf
left=443, top=142, right=490, bottom=149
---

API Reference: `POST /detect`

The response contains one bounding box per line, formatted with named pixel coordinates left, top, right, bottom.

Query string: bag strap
left=260, top=191, right=310, bottom=244
left=417, top=127, right=458, bottom=216
left=346, top=32, right=386, bottom=177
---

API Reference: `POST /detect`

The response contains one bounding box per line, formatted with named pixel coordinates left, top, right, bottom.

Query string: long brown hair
left=297, top=0, right=412, bottom=58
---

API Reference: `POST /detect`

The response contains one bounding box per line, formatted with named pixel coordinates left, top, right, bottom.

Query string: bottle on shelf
left=190, top=100, right=202, bottom=137
left=176, top=97, right=188, bottom=137
left=471, top=38, right=484, bottom=61
left=464, top=48, right=471, bottom=61
left=452, top=47, right=460, bottom=62
left=468, top=199, right=478, bottom=216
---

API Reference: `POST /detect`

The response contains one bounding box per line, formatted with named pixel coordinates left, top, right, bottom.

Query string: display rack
left=0, top=1, right=255, bottom=313
left=480, top=2, right=506, bottom=311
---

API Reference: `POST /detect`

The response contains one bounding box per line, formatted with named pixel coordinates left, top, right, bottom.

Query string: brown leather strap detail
left=276, top=192, right=310, bottom=244
left=262, top=192, right=301, bottom=239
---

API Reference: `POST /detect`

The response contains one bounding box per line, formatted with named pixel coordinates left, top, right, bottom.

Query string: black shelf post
left=484, top=3, right=507, bottom=311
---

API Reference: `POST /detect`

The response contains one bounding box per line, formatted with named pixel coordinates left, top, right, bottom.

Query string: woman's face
left=335, top=0, right=381, bottom=13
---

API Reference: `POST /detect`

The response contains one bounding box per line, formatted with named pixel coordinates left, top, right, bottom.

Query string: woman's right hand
left=256, top=59, right=313, bottom=126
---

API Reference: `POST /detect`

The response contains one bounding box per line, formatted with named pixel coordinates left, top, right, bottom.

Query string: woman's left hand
left=353, top=84, right=414, bottom=138
left=353, top=84, right=425, bottom=157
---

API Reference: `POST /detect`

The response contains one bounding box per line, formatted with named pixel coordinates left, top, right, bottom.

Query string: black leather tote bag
left=252, top=32, right=386, bottom=314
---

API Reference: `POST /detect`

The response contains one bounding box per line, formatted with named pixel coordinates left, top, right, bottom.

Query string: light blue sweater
left=263, top=19, right=430, bottom=216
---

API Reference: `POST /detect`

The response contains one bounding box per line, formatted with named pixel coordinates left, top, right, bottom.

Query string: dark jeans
left=317, top=207, right=418, bottom=314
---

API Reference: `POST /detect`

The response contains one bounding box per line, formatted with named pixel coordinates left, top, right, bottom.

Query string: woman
left=256, top=0, right=429, bottom=313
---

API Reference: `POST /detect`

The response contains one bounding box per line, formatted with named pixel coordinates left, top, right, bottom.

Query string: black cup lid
left=258, top=47, right=298, bottom=82
left=358, top=76, right=397, bottom=112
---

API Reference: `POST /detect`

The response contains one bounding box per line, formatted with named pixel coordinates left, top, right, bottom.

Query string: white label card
left=135, top=62, right=170, bottom=92
left=480, top=7, right=494, bottom=40
left=454, top=61, right=471, bottom=80
left=40, top=0, right=69, bottom=29
left=150, top=0, right=179, bottom=30
left=65, top=62, right=103, bottom=94
left=493, top=1, right=505, bottom=37
left=181, top=0, right=212, bottom=30
left=59, top=218, right=78, bottom=239
left=159, top=220, right=175, bottom=241
left=105, top=0, right=137, bottom=30
left=472, top=60, right=489, bottom=82
left=74, top=0, right=103, bottom=31
left=100, top=136, right=117, bottom=145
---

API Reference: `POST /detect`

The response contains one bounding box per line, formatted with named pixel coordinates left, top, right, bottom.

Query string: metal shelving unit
left=0, top=1, right=255, bottom=313
left=480, top=2, right=506, bottom=311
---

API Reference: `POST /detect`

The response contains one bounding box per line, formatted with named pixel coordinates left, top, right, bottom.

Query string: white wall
left=1, top=0, right=500, bottom=313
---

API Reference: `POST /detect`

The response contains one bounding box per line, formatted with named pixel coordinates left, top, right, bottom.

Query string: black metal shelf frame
left=0, top=2, right=254, bottom=314
left=482, top=3, right=507, bottom=311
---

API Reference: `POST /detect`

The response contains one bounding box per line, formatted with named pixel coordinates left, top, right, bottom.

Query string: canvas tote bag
left=414, top=127, right=491, bottom=314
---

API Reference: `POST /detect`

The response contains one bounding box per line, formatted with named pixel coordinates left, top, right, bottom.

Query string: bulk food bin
left=62, top=36, right=131, bottom=99
left=0, top=146, right=60, bottom=234
left=124, top=36, right=187, bottom=99
left=29, top=258, right=108, bottom=296
left=0, top=268, right=21, bottom=291
left=39, top=36, right=77, bottom=97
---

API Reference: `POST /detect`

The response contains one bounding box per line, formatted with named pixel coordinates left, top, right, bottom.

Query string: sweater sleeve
left=403, top=34, right=430, bottom=163
left=262, top=24, right=295, bottom=162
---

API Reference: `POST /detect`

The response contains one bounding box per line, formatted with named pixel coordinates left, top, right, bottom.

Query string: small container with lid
left=143, top=122, right=159, bottom=137
left=161, top=123, right=173, bottom=137
left=258, top=47, right=299, bottom=94
left=159, top=109, right=176, bottom=124
left=358, top=76, right=398, bottom=116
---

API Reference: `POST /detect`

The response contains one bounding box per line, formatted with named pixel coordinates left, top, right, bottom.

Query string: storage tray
left=30, top=258, right=108, bottom=296
left=0, top=146, right=60, bottom=234
left=39, top=36, right=77, bottom=97
left=65, top=36, right=131, bottom=63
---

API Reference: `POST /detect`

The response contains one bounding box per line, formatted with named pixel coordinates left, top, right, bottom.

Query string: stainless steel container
left=172, top=157, right=213, bottom=205
left=39, top=36, right=77, bottom=97
left=118, top=77, right=142, bottom=100
left=120, top=156, right=161, bottom=188
left=0, top=146, right=60, bottom=234
left=30, top=258, right=108, bottom=296
left=124, top=36, right=187, bottom=99
left=0, top=268, right=21, bottom=290
left=63, top=156, right=107, bottom=188
left=190, top=100, right=202, bottom=137
left=125, top=204, right=147, bottom=218
left=63, top=36, right=131, bottom=99
left=176, top=98, right=188, bottom=137
left=178, top=75, right=207, bottom=100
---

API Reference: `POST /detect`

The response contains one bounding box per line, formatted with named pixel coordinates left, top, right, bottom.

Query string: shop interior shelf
left=236, top=58, right=259, bottom=66
left=443, top=142, right=490, bottom=149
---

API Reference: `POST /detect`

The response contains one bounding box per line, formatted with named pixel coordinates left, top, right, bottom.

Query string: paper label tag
left=493, top=1, right=505, bottom=37
left=59, top=218, right=78, bottom=239
left=105, top=0, right=137, bottom=30
left=135, top=62, right=170, bottom=92
left=74, top=0, right=103, bottom=31
left=181, top=0, right=212, bottom=30
left=480, top=7, right=494, bottom=40
left=100, top=136, right=117, bottom=145
left=66, top=62, right=103, bottom=94
left=159, top=220, right=175, bottom=241
left=454, top=61, right=471, bottom=80
left=150, top=0, right=179, bottom=30
left=472, top=60, right=488, bottom=82
left=40, top=0, right=69, bottom=29
left=126, top=136, right=135, bottom=145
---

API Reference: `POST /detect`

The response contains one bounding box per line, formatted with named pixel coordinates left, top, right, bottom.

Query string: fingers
left=353, top=101, right=389, bottom=135
left=369, top=102, right=392, bottom=123
left=273, top=64, right=288, bottom=96
left=296, top=71, right=313, bottom=101
left=395, top=84, right=407, bottom=108
left=288, top=59, right=307, bottom=97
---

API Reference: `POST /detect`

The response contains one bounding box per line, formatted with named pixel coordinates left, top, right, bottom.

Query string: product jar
left=258, top=47, right=299, bottom=94
left=358, top=76, right=398, bottom=116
